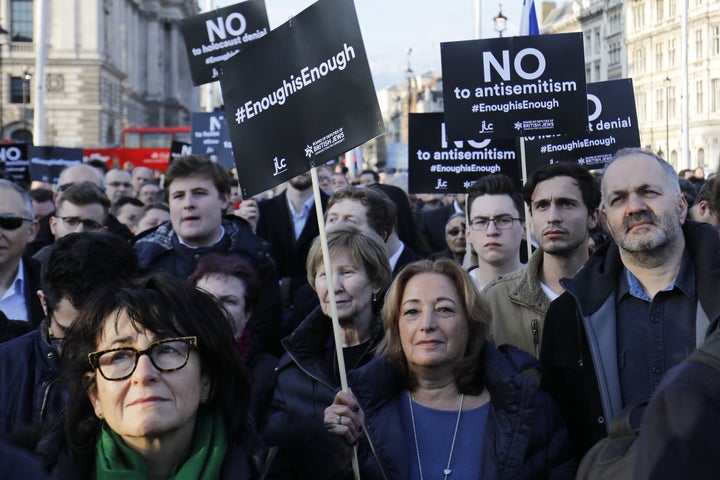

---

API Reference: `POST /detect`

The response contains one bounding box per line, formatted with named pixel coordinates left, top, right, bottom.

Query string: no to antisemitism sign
left=220, top=0, right=384, bottom=199
left=408, top=113, right=520, bottom=194
left=441, top=33, right=587, bottom=139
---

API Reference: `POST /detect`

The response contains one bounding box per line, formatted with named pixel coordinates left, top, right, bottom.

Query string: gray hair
left=445, top=212, right=466, bottom=234
left=602, top=147, right=680, bottom=205
left=0, top=179, right=34, bottom=219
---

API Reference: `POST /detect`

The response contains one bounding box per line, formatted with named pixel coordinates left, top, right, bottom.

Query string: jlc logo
left=478, top=120, right=494, bottom=134
left=435, top=178, right=448, bottom=189
left=272, top=157, right=287, bottom=176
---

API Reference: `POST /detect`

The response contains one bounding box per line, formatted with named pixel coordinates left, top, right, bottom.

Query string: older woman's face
left=398, top=273, right=468, bottom=374
left=196, top=273, right=249, bottom=338
left=314, top=251, right=375, bottom=326
left=87, top=311, right=209, bottom=450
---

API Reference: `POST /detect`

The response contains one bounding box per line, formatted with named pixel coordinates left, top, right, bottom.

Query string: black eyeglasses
left=57, top=216, right=103, bottom=231
left=0, top=214, right=33, bottom=231
left=469, top=215, right=522, bottom=231
left=108, top=181, right=132, bottom=188
left=88, top=336, right=198, bottom=381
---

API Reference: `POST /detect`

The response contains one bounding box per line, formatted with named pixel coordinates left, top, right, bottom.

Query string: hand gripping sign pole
left=309, top=166, right=362, bottom=480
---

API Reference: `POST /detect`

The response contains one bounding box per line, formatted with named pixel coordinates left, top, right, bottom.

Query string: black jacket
left=256, top=190, right=328, bottom=307
left=348, top=344, right=576, bottom=479
left=261, top=306, right=383, bottom=480
left=540, top=221, right=720, bottom=458
left=134, top=215, right=283, bottom=354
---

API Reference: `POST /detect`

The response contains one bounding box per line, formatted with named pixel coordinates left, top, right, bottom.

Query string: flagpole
left=310, top=166, right=361, bottom=480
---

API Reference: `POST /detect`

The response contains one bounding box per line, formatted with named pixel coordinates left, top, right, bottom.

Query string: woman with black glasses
left=36, top=273, right=273, bottom=479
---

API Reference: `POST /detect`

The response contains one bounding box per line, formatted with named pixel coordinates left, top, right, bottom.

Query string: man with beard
left=256, top=172, right=329, bottom=309
left=540, top=148, right=720, bottom=460
left=483, top=162, right=599, bottom=359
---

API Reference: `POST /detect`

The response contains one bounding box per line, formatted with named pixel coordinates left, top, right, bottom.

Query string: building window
left=637, top=91, right=647, bottom=123
left=668, top=86, right=676, bottom=118
left=669, top=0, right=677, bottom=16
left=9, top=76, right=30, bottom=104
left=11, top=0, right=33, bottom=42
left=656, top=43, right=664, bottom=70
left=714, top=26, right=720, bottom=55
left=668, top=38, right=677, bottom=67
left=697, top=148, right=705, bottom=168
left=594, top=29, right=601, bottom=54
left=585, top=33, right=591, bottom=57
left=656, top=89, right=665, bottom=119
left=633, top=5, right=645, bottom=29
left=712, top=79, right=720, bottom=112
left=696, top=80, right=704, bottom=114
left=696, top=29, right=704, bottom=59
left=656, top=0, right=664, bottom=21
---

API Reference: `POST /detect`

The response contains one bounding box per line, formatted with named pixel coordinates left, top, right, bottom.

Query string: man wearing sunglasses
left=0, top=232, right=137, bottom=438
left=32, top=183, right=111, bottom=265
left=482, top=162, right=600, bottom=359
left=0, top=180, right=42, bottom=327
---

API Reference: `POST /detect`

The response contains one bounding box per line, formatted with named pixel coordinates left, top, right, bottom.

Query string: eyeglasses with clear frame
left=88, top=336, right=198, bottom=381
left=468, top=215, right=523, bottom=231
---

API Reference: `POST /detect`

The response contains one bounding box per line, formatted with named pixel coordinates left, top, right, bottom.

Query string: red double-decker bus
left=83, top=126, right=191, bottom=171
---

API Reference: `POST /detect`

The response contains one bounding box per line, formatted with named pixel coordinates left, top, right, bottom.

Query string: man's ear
left=27, top=220, right=39, bottom=243
left=588, top=208, right=599, bottom=230
left=49, top=216, right=57, bottom=237
left=37, top=290, right=48, bottom=316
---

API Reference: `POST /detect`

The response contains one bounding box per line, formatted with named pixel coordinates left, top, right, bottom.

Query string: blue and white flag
left=519, top=0, right=539, bottom=35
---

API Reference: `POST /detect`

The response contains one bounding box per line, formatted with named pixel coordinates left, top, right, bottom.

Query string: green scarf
left=95, top=410, right=228, bottom=479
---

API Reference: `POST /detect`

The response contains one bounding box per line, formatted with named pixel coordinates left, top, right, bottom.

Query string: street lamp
left=0, top=26, right=8, bottom=140
left=21, top=65, right=31, bottom=132
left=664, top=76, right=671, bottom=161
left=494, top=4, right=508, bottom=37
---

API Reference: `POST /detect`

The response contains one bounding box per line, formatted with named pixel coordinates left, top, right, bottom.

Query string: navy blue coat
left=0, top=321, right=64, bottom=440
left=261, top=306, right=383, bottom=480
left=349, top=344, right=576, bottom=480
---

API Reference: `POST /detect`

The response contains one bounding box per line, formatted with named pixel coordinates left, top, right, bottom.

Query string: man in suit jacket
left=0, top=180, right=43, bottom=327
left=256, top=172, right=329, bottom=308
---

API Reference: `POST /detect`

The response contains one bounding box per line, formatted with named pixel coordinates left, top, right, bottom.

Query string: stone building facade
left=0, top=0, right=198, bottom=147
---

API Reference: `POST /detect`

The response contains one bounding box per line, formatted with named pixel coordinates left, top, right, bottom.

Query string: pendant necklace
left=407, top=392, right=465, bottom=480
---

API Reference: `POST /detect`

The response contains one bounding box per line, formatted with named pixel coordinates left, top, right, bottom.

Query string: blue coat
left=349, top=344, right=576, bottom=480
left=0, top=321, right=64, bottom=439
left=261, top=306, right=383, bottom=480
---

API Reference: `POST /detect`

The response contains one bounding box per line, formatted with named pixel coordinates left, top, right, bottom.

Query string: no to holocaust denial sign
left=28, top=146, right=83, bottom=184
left=220, top=0, right=384, bottom=199
left=180, top=0, right=269, bottom=86
left=523, top=78, right=640, bottom=173
left=0, top=143, right=29, bottom=186
left=441, top=33, right=587, bottom=139
left=191, top=112, right=235, bottom=169
left=409, top=113, right=520, bottom=194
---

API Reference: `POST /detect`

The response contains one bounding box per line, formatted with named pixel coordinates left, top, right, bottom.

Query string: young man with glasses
left=0, top=180, right=42, bottom=327
left=465, top=174, right=525, bottom=290
left=0, top=232, right=137, bottom=438
left=483, top=162, right=600, bottom=358
left=32, top=182, right=111, bottom=264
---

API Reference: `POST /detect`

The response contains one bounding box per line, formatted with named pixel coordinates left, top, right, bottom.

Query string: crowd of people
left=0, top=148, right=718, bottom=478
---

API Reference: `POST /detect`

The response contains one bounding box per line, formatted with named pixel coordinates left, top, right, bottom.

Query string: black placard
left=220, top=0, right=384, bottom=199
left=408, top=113, right=521, bottom=194
left=441, top=33, right=587, bottom=139
left=180, top=0, right=270, bottom=86
left=0, top=143, right=29, bottom=186
left=28, top=146, right=83, bottom=184
left=190, top=112, right=235, bottom=168
left=523, top=79, right=641, bottom=173
left=170, top=140, right=192, bottom=163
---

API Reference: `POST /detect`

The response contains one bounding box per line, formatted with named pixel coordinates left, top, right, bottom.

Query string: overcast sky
left=206, top=0, right=525, bottom=89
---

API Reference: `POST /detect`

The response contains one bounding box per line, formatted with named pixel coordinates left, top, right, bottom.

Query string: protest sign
left=523, top=78, right=640, bottom=173
left=220, top=0, right=384, bottom=198
left=170, top=140, right=192, bottom=164
left=28, top=146, right=83, bottom=184
left=0, top=143, right=29, bottom=186
left=180, top=0, right=269, bottom=86
left=190, top=112, right=235, bottom=168
left=441, top=33, right=587, bottom=139
left=408, top=113, right=520, bottom=194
